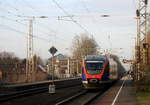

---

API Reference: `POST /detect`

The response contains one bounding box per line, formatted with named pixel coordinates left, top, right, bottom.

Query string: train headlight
left=89, top=79, right=98, bottom=83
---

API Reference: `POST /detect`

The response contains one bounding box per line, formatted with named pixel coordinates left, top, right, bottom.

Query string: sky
left=0, top=0, right=138, bottom=66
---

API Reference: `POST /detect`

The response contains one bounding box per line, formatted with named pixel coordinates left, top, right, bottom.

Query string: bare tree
left=33, top=55, right=44, bottom=66
left=71, top=33, right=99, bottom=59
left=0, top=51, right=20, bottom=62
left=0, top=51, right=15, bottom=59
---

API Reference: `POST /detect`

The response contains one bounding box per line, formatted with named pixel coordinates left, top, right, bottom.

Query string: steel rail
left=55, top=82, right=115, bottom=105
left=0, top=83, right=81, bottom=102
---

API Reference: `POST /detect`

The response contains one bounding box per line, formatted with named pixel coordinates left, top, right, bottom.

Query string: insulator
left=136, top=9, right=140, bottom=17
left=145, top=0, right=148, bottom=5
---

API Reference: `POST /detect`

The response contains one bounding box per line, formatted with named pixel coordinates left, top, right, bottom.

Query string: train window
left=85, top=62, right=104, bottom=75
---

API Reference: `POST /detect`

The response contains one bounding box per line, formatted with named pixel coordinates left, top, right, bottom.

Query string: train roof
left=109, top=58, right=117, bottom=66
left=84, top=55, right=107, bottom=61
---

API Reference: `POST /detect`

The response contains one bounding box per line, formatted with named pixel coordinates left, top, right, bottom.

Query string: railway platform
left=91, top=76, right=137, bottom=105
left=1, top=77, right=81, bottom=87
left=0, top=78, right=81, bottom=94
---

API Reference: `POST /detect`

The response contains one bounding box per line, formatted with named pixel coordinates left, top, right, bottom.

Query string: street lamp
left=100, top=15, right=110, bottom=17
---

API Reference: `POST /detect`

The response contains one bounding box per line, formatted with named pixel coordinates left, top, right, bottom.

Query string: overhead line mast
left=135, top=0, right=149, bottom=81
left=24, top=16, right=48, bottom=82
left=26, top=18, right=34, bottom=82
left=141, top=0, right=149, bottom=65
left=136, top=0, right=149, bottom=66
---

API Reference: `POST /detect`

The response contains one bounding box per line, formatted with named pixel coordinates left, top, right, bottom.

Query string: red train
left=82, top=55, right=118, bottom=89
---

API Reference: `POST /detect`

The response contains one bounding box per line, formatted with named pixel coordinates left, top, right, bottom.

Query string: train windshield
left=85, top=61, right=104, bottom=75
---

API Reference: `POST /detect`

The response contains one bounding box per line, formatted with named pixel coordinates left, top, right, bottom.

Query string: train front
left=82, top=55, right=109, bottom=89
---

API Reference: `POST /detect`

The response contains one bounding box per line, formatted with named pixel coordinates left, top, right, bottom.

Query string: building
left=0, top=58, right=26, bottom=83
left=0, top=57, right=49, bottom=83
left=48, top=54, right=79, bottom=78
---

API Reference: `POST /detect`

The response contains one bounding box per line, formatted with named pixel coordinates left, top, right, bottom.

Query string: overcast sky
left=0, top=0, right=139, bottom=64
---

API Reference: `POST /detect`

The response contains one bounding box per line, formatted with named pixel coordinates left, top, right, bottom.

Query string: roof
left=85, top=55, right=107, bottom=61
left=49, top=53, right=68, bottom=60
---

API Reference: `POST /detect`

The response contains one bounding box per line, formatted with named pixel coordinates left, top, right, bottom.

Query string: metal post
left=48, top=46, right=57, bottom=94
left=77, top=60, right=79, bottom=74
left=29, top=19, right=34, bottom=82
left=19, top=16, right=48, bottom=82
left=67, top=57, right=70, bottom=76
left=48, top=54, right=55, bottom=94
left=136, top=9, right=141, bottom=81
left=52, top=54, right=54, bottom=83
left=26, top=19, right=34, bottom=82
left=138, top=0, right=149, bottom=65
left=26, top=30, right=29, bottom=81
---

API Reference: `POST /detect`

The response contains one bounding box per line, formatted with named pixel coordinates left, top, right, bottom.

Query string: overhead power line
left=79, top=0, right=98, bottom=25
left=0, top=6, right=20, bottom=17
left=0, top=13, right=69, bottom=42
left=51, top=0, right=90, bottom=34
left=0, top=23, right=50, bottom=42
left=0, top=16, right=68, bottom=42
left=4, top=0, right=19, bottom=11
left=79, top=0, right=90, bottom=13
left=0, top=16, right=27, bottom=26
left=17, top=0, right=73, bottom=40
left=0, top=0, right=70, bottom=41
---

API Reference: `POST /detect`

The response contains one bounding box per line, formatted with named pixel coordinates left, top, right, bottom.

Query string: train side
left=82, top=55, right=118, bottom=89
left=109, top=58, right=118, bottom=81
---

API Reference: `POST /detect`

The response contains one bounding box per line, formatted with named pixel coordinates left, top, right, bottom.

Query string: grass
left=136, top=91, right=150, bottom=105
left=135, top=66, right=150, bottom=105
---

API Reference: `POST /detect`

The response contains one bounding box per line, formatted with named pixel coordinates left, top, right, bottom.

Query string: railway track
left=0, top=80, right=116, bottom=105
left=0, top=82, right=81, bottom=102
left=0, top=87, right=47, bottom=102
left=55, top=90, right=102, bottom=105
left=55, top=83, right=114, bottom=105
